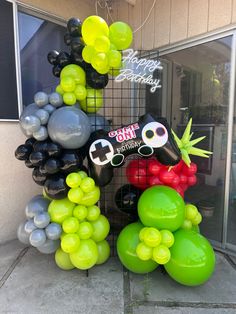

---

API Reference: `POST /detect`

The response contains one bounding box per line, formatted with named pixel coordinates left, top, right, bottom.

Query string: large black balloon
left=52, top=64, right=62, bottom=77
left=71, top=52, right=84, bottom=66
left=25, top=138, right=36, bottom=146
left=70, top=37, right=84, bottom=54
left=33, top=141, right=49, bottom=153
left=44, top=174, right=69, bottom=199
left=67, top=18, right=82, bottom=37
left=44, top=158, right=61, bottom=174
left=115, top=184, right=142, bottom=218
left=46, top=142, right=62, bottom=157
left=15, top=144, right=32, bottom=160
left=86, top=68, right=109, bottom=89
left=47, top=50, right=59, bottom=65
left=64, top=33, right=72, bottom=46
left=29, top=151, right=47, bottom=167
left=56, top=52, right=71, bottom=67
left=32, top=167, right=47, bottom=186
left=60, top=150, right=83, bottom=173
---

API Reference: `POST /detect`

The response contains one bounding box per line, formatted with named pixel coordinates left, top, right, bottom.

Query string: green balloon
left=80, top=89, right=103, bottom=113
left=55, top=248, right=75, bottom=270
left=61, top=233, right=80, bottom=253
left=48, top=198, right=75, bottom=224
left=63, top=92, right=77, bottom=105
left=82, top=15, right=109, bottom=46
left=164, top=229, right=215, bottom=286
left=91, top=215, right=110, bottom=242
left=192, top=224, right=200, bottom=233
left=77, top=221, right=93, bottom=240
left=70, top=239, right=98, bottom=270
left=109, top=22, right=133, bottom=50
left=62, top=217, right=79, bottom=233
left=79, top=186, right=100, bottom=206
left=60, top=64, right=86, bottom=85
left=138, top=186, right=185, bottom=232
left=117, top=222, right=158, bottom=274
left=96, top=240, right=110, bottom=265
left=66, top=172, right=82, bottom=188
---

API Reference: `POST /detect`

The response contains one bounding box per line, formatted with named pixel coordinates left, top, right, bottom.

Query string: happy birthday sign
left=115, top=49, right=163, bottom=93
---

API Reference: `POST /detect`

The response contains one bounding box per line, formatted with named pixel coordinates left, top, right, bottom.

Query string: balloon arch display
left=15, top=15, right=215, bottom=286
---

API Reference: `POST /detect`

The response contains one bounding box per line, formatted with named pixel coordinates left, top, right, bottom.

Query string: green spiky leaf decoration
left=172, top=118, right=213, bottom=167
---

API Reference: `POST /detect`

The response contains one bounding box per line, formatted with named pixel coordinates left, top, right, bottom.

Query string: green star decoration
left=171, top=118, right=213, bottom=167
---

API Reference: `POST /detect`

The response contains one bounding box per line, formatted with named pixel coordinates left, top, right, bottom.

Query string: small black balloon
left=67, top=18, right=82, bottom=37
left=56, top=51, right=71, bottom=67
left=39, top=164, right=48, bottom=175
left=29, top=151, right=47, bottom=167
left=44, top=158, right=61, bottom=174
left=46, top=142, right=62, bottom=157
left=60, top=150, right=83, bottom=173
left=33, top=141, right=49, bottom=153
left=25, top=159, right=34, bottom=168
left=115, top=184, right=142, bottom=217
left=44, top=174, right=69, bottom=199
left=32, top=167, right=47, bottom=186
left=70, top=37, right=84, bottom=54
left=47, top=50, right=59, bottom=65
left=25, top=138, right=36, bottom=146
left=64, top=33, right=72, bottom=45
left=86, top=68, right=109, bottom=89
left=71, top=52, right=84, bottom=65
left=15, top=144, right=32, bottom=161
left=52, top=64, right=62, bottom=77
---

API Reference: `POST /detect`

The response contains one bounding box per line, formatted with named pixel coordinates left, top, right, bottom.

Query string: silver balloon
left=45, top=223, right=62, bottom=240
left=29, top=229, right=46, bottom=247
left=49, top=92, right=63, bottom=108
left=25, top=195, right=50, bottom=219
left=34, top=92, right=48, bottom=107
left=20, top=103, right=39, bottom=120
left=33, top=126, right=48, bottom=141
left=43, top=104, right=56, bottom=114
left=21, top=115, right=41, bottom=133
left=88, top=113, right=111, bottom=132
left=35, top=109, right=49, bottom=125
left=37, top=239, right=60, bottom=254
left=24, top=219, right=37, bottom=234
left=48, top=106, right=91, bottom=149
left=34, top=212, right=50, bottom=229
left=17, top=222, right=30, bottom=245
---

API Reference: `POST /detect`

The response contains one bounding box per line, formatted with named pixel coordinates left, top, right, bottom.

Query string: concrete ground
left=0, top=240, right=236, bottom=314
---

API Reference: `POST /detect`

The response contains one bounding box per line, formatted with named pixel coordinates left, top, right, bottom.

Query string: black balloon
left=64, top=33, right=72, bottom=45
left=44, top=174, right=69, bottom=199
left=86, top=68, right=109, bottom=89
left=32, top=167, right=47, bottom=186
left=33, top=141, right=48, bottom=153
left=25, top=159, right=34, bottom=168
left=46, top=142, right=62, bottom=157
left=29, top=151, right=47, bottom=167
left=25, top=138, right=36, bottom=146
left=67, top=18, right=82, bottom=37
left=44, top=158, right=61, bottom=174
left=56, top=52, right=71, bottom=67
left=115, top=184, right=142, bottom=218
left=47, top=50, right=59, bottom=65
left=15, top=144, right=32, bottom=161
left=52, top=64, right=62, bottom=77
left=60, top=150, right=83, bottom=173
left=70, top=37, right=84, bottom=54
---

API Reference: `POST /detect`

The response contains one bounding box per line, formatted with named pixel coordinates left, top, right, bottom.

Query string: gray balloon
left=21, top=115, right=41, bottom=133
left=48, top=106, right=91, bottom=149
left=35, top=109, right=49, bottom=125
left=37, top=239, right=60, bottom=254
left=20, top=103, right=39, bottom=120
left=24, top=219, right=37, bottom=234
left=25, top=195, right=50, bottom=219
left=17, top=222, right=30, bottom=245
left=49, top=92, right=63, bottom=108
left=29, top=229, right=46, bottom=247
left=34, top=212, right=50, bottom=229
left=34, top=92, right=48, bottom=107
left=45, top=223, right=62, bottom=240
left=33, top=126, right=48, bottom=141
left=43, top=104, right=56, bottom=114
left=88, top=113, right=111, bottom=132
left=73, top=102, right=81, bottom=110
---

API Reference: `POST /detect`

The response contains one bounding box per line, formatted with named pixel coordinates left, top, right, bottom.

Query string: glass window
left=18, top=11, right=67, bottom=106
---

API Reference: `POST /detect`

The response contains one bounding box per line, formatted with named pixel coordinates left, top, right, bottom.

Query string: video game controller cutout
left=88, top=113, right=181, bottom=186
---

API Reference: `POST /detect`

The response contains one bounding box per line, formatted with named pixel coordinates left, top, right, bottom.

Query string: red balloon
left=188, top=175, right=197, bottom=186
left=148, top=176, right=163, bottom=186
left=182, top=162, right=197, bottom=176
left=148, top=159, right=163, bottom=176
left=126, top=159, right=149, bottom=190
left=180, top=183, right=188, bottom=192
left=179, top=174, right=188, bottom=184
left=169, top=173, right=180, bottom=188
left=159, top=169, right=176, bottom=185
left=175, top=186, right=184, bottom=198
left=171, top=159, right=184, bottom=174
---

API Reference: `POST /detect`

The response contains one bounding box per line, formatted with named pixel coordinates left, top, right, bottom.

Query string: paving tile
left=133, top=306, right=236, bottom=314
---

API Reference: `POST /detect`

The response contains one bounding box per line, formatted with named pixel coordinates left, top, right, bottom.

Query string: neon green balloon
left=185, top=204, right=198, bottom=221
left=74, top=85, right=87, bottom=101
left=78, top=171, right=88, bottom=179
left=192, top=224, right=200, bottom=233
left=80, top=89, right=103, bottom=113
left=109, top=21, right=133, bottom=50
left=42, top=188, right=52, bottom=200
left=56, top=84, right=64, bottom=95
left=108, top=50, right=122, bottom=68
left=91, top=215, right=110, bottom=242
left=55, top=248, right=75, bottom=270
left=62, top=217, right=79, bottom=233
left=192, top=212, right=202, bottom=225
left=95, top=64, right=110, bottom=75
left=73, top=205, right=88, bottom=221
left=60, top=64, right=86, bottom=85
left=82, top=15, right=109, bottom=46
left=139, top=227, right=149, bottom=242
left=152, top=245, right=171, bottom=265
left=60, top=231, right=67, bottom=240
left=87, top=205, right=101, bottom=221
left=96, top=240, right=110, bottom=265
left=138, top=186, right=185, bottom=232
left=136, top=242, right=153, bottom=261
left=60, top=76, right=76, bottom=92
left=68, top=187, right=84, bottom=204
left=66, top=172, right=82, bottom=188
left=181, top=219, right=193, bottom=230
left=164, top=229, right=215, bottom=286
left=70, top=239, right=98, bottom=270
left=94, top=35, right=110, bottom=53
left=117, top=222, right=158, bottom=274
left=143, top=228, right=162, bottom=247
left=80, top=177, right=95, bottom=193
left=160, top=230, right=175, bottom=248
left=91, top=52, right=109, bottom=72
left=77, top=221, right=93, bottom=240
left=82, top=45, right=95, bottom=63
left=48, top=198, right=75, bottom=224
left=63, top=92, right=76, bottom=105
left=79, top=186, right=100, bottom=206
left=61, top=233, right=80, bottom=253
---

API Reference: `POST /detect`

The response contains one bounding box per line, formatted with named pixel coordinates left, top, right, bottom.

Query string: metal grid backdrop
left=92, top=51, right=161, bottom=256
